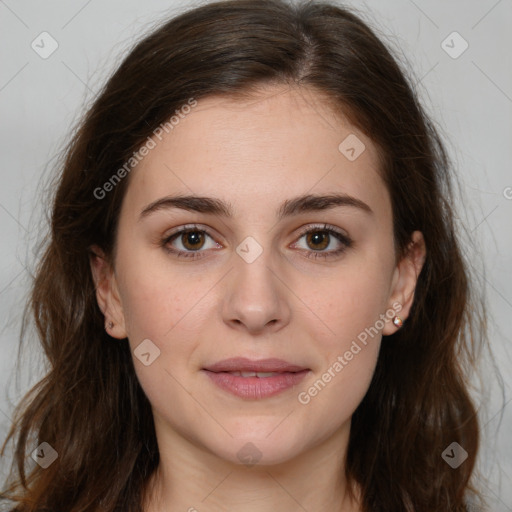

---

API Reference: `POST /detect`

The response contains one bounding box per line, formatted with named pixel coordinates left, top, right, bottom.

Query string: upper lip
left=203, top=357, right=308, bottom=373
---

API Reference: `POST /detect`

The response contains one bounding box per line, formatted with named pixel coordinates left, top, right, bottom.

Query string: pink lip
left=202, top=357, right=310, bottom=399
left=203, top=370, right=309, bottom=399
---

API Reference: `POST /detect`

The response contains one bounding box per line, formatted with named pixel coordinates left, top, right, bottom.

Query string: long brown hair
left=1, top=0, right=488, bottom=510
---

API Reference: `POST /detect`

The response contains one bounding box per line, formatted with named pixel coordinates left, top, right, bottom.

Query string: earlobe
left=88, top=245, right=128, bottom=339
left=383, top=231, right=426, bottom=335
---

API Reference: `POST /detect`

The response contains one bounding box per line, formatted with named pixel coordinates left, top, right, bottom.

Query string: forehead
left=123, top=85, right=389, bottom=222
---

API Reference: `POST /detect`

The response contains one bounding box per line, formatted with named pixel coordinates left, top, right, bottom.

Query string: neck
left=143, top=415, right=361, bottom=512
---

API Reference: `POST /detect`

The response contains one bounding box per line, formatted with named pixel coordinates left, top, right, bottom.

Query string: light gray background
left=0, top=0, right=511, bottom=509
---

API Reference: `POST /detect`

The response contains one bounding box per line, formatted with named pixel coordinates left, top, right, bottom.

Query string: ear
left=89, top=245, right=128, bottom=339
left=382, top=231, right=426, bottom=335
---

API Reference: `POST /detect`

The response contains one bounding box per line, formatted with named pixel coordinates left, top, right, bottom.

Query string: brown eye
left=162, top=225, right=221, bottom=259
left=180, top=230, right=206, bottom=251
left=305, top=231, right=330, bottom=251
left=293, top=224, right=353, bottom=260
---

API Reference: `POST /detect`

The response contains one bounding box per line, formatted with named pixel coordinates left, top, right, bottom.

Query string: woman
left=0, top=0, right=488, bottom=510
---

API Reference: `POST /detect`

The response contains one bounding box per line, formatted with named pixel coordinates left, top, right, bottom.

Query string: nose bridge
left=222, top=234, right=290, bottom=333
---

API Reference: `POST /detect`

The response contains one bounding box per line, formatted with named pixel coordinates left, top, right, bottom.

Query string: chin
left=208, top=432, right=306, bottom=467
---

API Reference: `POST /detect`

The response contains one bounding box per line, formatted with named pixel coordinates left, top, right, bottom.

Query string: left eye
left=162, top=224, right=352, bottom=260
left=292, top=226, right=350, bottom=254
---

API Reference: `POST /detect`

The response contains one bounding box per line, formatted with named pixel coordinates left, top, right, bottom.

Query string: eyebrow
left=138, top=192, right=373, bottom=222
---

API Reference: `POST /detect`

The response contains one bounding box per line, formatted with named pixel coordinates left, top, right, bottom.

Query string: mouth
left=202, top=358, right=310, bottom=399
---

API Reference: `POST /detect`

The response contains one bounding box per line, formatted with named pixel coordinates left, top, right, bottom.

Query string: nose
left=221, top=248, right=291, bottom=336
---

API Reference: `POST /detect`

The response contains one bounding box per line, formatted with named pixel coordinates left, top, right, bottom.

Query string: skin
left=90, top=84, right=426, bottom=512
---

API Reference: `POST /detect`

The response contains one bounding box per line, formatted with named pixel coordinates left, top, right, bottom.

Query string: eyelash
left=161, top=223, right=353, bottom=261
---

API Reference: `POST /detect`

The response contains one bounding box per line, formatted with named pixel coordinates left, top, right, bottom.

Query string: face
left=91, top=85, right=425, bottom=466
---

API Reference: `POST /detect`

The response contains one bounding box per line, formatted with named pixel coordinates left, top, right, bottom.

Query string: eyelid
left=164, top=223, right=221, bottom=242
left=294, top=223, right=351, bottom=242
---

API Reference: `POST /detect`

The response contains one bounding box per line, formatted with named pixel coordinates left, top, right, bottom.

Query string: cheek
left=296, top=273, right=385, bottom=431
left=293, top=255, right=390, bottom=413
left=118, top=265, right=209, bottom=432
left=297, top=341, right=380, bottom=439
left=116, top=252, right=214, bottom=392
left=301, top=255, right=392, bottom=352
left=117, top=247, right=196, bottom=341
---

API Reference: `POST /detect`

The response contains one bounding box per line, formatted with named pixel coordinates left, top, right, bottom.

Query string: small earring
left=106, top=320, right=114, bottom=330
left=392, top=316, right=403, bottom=328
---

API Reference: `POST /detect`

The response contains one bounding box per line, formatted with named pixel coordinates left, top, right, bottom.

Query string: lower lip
left=202, top=370, right=310, bottom=399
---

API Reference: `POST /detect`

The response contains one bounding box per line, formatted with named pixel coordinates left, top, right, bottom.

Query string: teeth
left=228, top=371, right=282, bottom=378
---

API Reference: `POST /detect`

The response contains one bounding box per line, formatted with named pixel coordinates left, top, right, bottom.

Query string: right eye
left=161, top=225, right=221, bottom=259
